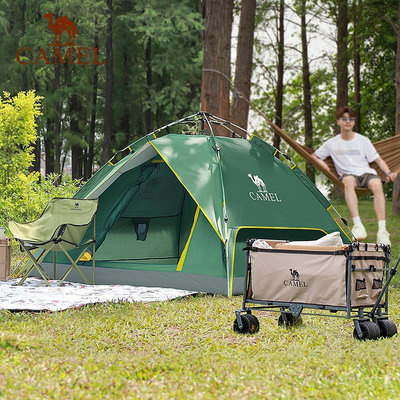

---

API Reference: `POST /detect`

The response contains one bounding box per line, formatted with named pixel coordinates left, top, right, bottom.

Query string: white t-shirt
left=314, top=133, right=379, bottom=177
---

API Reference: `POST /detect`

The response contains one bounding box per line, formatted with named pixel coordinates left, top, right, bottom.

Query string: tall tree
left=300, top=0, right=314, bottom=182
left=201, top=0, right=233, bottom=136
left=336, top=0, right=349, bottom=113
left=144, top=38, right=153, bottom=133
left=273, top=0, right=285, bottom=150
left=352, top=0, right=362, bottom=133
left=392, top=0, right=400, bottom=215
left=85, top=15, right=99, bottom=180
left=102, top=0, right=113, bottom=164
left=230, top=0, right=256, bottom=134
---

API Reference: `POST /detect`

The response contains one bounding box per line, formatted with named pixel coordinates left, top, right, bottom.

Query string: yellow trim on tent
left=326, top=206, right=352, bottom=242
left=229, top=226, right=329, bottom=296
left=273, top=149, right=278, bottom=156
left=249, top=134, right=254, bottom=141
left=290, top=164, right=297, bottom=170
left=176, top=206, right=200, bottom=271
left=128, top=146, right=132, bottom=152
left=149, top=141, right=225, bottom=243
left=108, top=160, right=114, bottom=167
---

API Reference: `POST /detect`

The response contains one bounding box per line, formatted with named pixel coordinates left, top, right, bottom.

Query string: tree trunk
left=102, top=0, right=113, bottom=165
left=144, top=39, right=153, bottom=133
left=230, top=0, right=256, bottom=135
left=392, top=0, right=400, bottom=215
left=393, top=175, right=400, bottom=215
left=395, top=0, right=400, bottom=135
left=300, top=0, right=315, bottom=183
left=336, top=0, right=348, bottom=114
left=353, top=0, right=361, bottom=133
left=45, top=118, right=55, bottom=175
left=85, top=16, right=99, bottom=180
left=30, top=136, right=41, bottom=175
left=54, top=63, right=62, bottom=174
left=54, top=62, right=62, bottom=175
left=201, top=0, right=233, bottom=136
left=70, top=94, right=83, bottom=180
left=273, top=0, right=285, bottom=150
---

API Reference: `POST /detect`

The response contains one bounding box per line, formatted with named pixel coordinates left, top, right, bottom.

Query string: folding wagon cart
left=233, top=240, right=398, bottom=340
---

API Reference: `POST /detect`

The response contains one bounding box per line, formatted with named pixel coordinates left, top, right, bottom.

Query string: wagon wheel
left=233, top=314, right=259, bottom=334
left=353, top=321, right=380, bottom=340
left=377, top=319, right=398, bottom=338
left=246, top=314, right=260, bottom=334
left=278, top=312, right=303, bottom=327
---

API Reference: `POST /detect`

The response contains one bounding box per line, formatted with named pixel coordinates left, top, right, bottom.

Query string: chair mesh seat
left=8, top=198, right=98, bottom=286
left=9, top=198, right=98, bottom=250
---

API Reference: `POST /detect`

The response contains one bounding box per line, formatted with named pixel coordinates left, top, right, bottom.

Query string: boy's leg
left=367, top=178, right=385, bottom=220
left=342, top=175, right=367, bottom=240
left=342, top=175, right=359, bottom=217
left=368, top=177, right=390, bottom=245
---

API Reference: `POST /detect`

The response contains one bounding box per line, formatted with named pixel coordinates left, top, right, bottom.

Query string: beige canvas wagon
left=233, top=240, right=398, bottom=340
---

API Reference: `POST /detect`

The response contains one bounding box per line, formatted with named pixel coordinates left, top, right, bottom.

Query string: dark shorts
left=340, top=173, right=380, bottom=188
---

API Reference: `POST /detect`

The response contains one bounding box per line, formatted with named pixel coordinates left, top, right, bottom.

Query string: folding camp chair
left=8, top=198, right=98, bottom=286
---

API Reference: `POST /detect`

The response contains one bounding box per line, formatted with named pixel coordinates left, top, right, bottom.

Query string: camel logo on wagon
left=284, top=269, right=308, bottom=288
left=247, top=173, right=282, bottom=203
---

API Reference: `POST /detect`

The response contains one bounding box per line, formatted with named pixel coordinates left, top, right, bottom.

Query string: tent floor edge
left=38, top=262, right=244, bottom=295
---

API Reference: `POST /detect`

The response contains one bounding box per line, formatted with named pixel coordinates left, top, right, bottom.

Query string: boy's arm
left=311, top=152, right=332, bottom=173
left=374, top=157, right=398, bottom=181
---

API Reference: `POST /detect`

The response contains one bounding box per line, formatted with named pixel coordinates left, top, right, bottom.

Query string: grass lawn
left=1, top=200, right=400, bottom=399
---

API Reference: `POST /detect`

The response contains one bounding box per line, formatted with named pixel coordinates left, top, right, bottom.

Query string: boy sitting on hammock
left=312, top=106, right=397, bottom=245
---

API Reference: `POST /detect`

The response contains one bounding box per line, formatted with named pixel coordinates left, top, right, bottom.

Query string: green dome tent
left=43, top=112, right=351, bottom=295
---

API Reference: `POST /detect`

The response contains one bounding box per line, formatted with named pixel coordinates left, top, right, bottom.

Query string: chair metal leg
left=53, top=251, right=56, bottom=280
left=17, top=242, right=53, bottom=286
left=58, top=243, right=91, bottom=285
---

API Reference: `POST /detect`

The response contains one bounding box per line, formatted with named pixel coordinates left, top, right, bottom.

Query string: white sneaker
left=377, top=230, right=391, bottom=245
left=352, top=224, right=367, bottom=240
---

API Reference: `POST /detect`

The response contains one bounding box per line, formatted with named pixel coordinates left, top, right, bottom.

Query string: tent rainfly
left=40, top=112, right=351, bottom=295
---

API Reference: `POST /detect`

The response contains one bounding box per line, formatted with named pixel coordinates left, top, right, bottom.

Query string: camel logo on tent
left=248, top=173, right=282, bottom=203
left=283, top=269, right=308, bottom=288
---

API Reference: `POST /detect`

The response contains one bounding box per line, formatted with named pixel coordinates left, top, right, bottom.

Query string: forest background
left=0, top=0, right=399, bottom=212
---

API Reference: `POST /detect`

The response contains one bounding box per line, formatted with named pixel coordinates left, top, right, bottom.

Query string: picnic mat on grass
left=0, top=278, right=197, bottom=312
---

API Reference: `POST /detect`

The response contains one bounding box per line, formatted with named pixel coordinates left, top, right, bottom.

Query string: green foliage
left=0, top=90, right=41, bottom=225
left=0, top=173, right=80, bottom=228
left=0, top=0, right=203, bottom=178
left=0, top=91, right=41, bottom=186
left=0, top=91, right=79, bottom=227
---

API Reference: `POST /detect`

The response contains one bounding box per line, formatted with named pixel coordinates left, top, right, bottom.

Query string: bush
left=0, top=91, right=81, bottom=228
left=0, top=173, right=81, bottom=228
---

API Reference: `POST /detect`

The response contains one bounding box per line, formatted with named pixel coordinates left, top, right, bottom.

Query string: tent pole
left=202, top=112, right=231, bottom=296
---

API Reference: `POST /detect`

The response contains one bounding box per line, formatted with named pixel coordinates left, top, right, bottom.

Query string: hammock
left=270, top=125, right=400, bottom=196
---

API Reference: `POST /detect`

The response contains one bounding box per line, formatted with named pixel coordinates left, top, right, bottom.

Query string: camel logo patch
left=248, top=173, right=282, bottom=203
left=283, top=269, right=308, bottom=288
